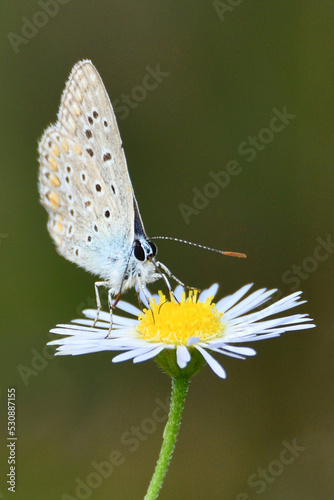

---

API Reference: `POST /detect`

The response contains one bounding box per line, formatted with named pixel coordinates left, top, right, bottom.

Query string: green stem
left=144, top=374, right=190, bottom=500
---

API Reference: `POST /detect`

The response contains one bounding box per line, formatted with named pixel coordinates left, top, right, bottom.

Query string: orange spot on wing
left=49, top=156, right=58, bottom=171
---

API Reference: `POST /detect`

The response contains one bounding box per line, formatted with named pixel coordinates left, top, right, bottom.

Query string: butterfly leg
left=136, top=288, right=144, bottom=310
left=153, top=261, right=174, bottom=299
left=155, top=261, right=199, bottom=295
left=104, top=289, right=122, bottom=338
left=140, top=287, right=152, bottom=309
left=136, top=287, right=156, bottom=323
left=93, top=281, right=109, bottom=327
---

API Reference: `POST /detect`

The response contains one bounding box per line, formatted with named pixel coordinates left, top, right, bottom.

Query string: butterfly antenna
left=150, top=236, right=246, bottom=259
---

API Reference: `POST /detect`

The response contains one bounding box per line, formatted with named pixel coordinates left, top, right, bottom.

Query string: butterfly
left=38, top=60, right=245, bottom=323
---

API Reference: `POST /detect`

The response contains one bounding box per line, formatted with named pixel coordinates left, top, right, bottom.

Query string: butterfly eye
left=134, top=241, right=145, bottom=262
left=148, top=242, right=157, bottom=259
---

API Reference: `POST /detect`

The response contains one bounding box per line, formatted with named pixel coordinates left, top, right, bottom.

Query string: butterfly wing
left=38, top=60, right=138, bottom=281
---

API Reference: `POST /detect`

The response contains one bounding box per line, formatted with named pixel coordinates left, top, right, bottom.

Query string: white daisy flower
left=48, top=284, right=315, bottom=379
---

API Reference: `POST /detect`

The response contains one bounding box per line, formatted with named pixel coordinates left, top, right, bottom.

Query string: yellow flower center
left=137, top=290, right=225, bottom=346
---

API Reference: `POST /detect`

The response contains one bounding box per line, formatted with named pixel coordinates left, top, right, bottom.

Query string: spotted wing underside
left=38, top=60, right=141, bottom=279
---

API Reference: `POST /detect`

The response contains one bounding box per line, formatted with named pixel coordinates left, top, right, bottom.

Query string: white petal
left=231, top=314, right=314, bottom=338
left=215, top=283, right=253, bottom=312
left=187, top=336, right=200, bottom=346
left=195, top=345, right=226, bottom=378
left=71, top=319, right=107, bottom=328
left=270, top=323, right=315, bottom=332
left=205, top=346, right=245, bottom=359
left=228, top=333, right=281, bottom=342
left=73, top=316, right=136, bottom=328
left=116, top=300, right=141, bottom=317
left=222, top=345, right=256, bottom=356
left=80, top=308, right=139, bottom=326
left=55, top=345, right=107, bottom=356
left=50, top=325, right=106, bottom=336
left=226, top=288, right=275, bottom=319
left=112, top=347, right=156, bottom=363
left=173, top=285, right=184, bottom=302
left=228, top=300, right=311, bottom=328
left=49, top=325, right=83, bottom=335
left=199, top=283, right=219, bottom=302
left=176, top=345, right=191, bottom=368
left=133, top=346, right=166, bottom=363
left=82, top=309, right=110, bottom=322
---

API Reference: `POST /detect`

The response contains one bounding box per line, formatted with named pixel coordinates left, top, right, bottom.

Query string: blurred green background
left=1, top=1, right=334, bottom=499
